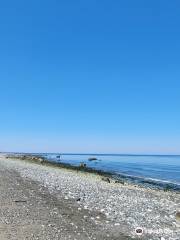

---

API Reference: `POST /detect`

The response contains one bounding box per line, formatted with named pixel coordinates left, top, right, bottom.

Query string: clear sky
left=0, top=0, right=180, bottom=154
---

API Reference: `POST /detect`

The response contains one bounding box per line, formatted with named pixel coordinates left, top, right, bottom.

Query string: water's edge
left=5, top=153, right=180, bottom=192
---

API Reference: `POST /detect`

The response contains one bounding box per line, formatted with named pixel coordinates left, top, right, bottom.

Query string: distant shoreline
left=2, top=151, right=180, bottom=157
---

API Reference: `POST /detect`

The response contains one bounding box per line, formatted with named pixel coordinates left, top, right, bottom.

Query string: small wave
left=114, top=172, right=180, bottom=191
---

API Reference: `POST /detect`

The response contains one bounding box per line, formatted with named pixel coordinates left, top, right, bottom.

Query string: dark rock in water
left=115, top=179, right=125, bottom=185
left=56, top=155, right=61, bottom=159
left=88, top=157, right=98, bottom=161
left=79, top=162, right=86, bottom=168
left=101, top=177, right=111, bottom=183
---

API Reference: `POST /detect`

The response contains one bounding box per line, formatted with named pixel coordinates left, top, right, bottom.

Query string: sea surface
left=35, top=153, right=180, bottom=191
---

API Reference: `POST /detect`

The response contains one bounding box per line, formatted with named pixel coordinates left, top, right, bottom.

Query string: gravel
left=0, top=154, right=179, bottom=240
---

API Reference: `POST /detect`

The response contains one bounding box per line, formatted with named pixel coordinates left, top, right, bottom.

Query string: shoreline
left=1, top=153, right=180, bottom=239
left=6, top=153, right=180, bottom=192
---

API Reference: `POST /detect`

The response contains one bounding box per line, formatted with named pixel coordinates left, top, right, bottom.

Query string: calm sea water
left=40, top=153, right=180, bottom=190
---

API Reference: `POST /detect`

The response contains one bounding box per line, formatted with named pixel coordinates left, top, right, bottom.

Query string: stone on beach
left=101, top=177, right=111, bottom=183
left=79, top=162, right=87, bottom=168
left=176, top=211, right=180, bottom=222
left=114, top=179, right=125, bottom=185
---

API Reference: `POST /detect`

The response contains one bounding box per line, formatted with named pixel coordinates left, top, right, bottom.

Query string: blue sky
left=0, top=0, right=180, bottom=154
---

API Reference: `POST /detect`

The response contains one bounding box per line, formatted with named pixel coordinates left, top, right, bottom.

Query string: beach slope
left=0, top=154, right=179, bottom=240
left=0, top=155, right=133, bottom=240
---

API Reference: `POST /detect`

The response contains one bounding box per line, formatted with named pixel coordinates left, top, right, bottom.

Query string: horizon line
left=2, top=151, right=180, bottom=157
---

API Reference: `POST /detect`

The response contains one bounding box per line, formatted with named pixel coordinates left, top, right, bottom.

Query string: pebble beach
left=0, top=154, right=179, bottom=240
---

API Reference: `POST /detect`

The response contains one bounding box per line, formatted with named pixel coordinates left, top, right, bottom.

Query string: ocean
left=39, top=153, right=180, bottom=190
